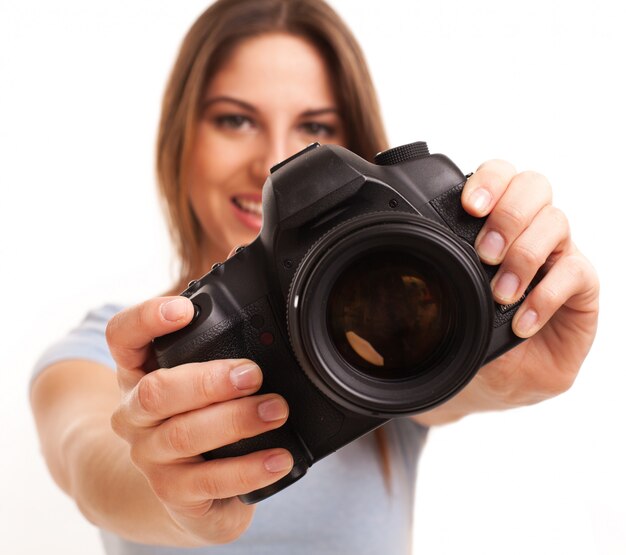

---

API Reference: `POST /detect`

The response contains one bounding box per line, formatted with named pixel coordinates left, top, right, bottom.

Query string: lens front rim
left=287, top=212, right=494, bottom=417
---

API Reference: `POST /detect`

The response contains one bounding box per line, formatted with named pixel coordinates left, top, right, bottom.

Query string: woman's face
left=188, top=33, right=346, bottom=264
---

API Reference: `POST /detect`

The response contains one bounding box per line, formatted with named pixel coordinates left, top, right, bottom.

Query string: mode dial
left=374, top=141, right=430, bottom=166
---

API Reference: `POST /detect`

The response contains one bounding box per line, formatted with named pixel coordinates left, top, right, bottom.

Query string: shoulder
left=81, top=304, right=126, bottom=329
left=32, top=303, right=126, bottom=383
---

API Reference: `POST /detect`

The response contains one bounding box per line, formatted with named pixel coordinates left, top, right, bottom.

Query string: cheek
left=188, top=140, right=228, bottom=207
left=188, top=131, right=247, bottom=193
left=186, top=158, right=223, bottom=239
left=186, top=136, right=251, bottom=243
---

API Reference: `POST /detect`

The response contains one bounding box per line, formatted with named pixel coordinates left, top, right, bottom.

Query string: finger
left=474, top=171, right=553, bottom=265
left=113, top=359, right=263, bottom=430
left=490, top=205, right=570, bottom=304
left=512, top=250, right=598, bottom=338
left=152, top=449, right=294, bottom=510
left=140, top=394, right=289, bottom=463
left=462, top=159, right=517, bottom=217
left=106, top=297, right=195, bottom=388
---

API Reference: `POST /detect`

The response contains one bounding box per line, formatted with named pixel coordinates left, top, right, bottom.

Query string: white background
left=1, top=1, right=624, bottom=553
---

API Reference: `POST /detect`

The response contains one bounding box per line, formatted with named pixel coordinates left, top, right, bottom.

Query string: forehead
left=206, top=33, right=337, bottom=107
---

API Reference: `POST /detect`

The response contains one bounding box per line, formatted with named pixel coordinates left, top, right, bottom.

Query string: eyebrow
left=301, top=107, right=340, bottom=118
left=201, top=96, right=340, bottom=118
left=202, top=96, right=257, bottom=113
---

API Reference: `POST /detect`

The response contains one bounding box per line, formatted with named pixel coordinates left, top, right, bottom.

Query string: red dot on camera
left=259, top=332, right=274, bottom=346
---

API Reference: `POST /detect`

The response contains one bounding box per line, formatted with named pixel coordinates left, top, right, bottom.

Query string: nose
left=250, top=131, right=300, bottom=183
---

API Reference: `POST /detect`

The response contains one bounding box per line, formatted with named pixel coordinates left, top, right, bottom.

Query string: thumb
left=105, top=296, right=194, bottom=391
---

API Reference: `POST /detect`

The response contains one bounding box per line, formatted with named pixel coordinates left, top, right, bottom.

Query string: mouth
left=231, top=195, right=263, bottom=231
left=232, top=196, right=263, bottom=217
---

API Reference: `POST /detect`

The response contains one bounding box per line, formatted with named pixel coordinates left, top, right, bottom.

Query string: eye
left=299, top=121, right=336, bottom=138
left=214, top=114, right=256, bottom=131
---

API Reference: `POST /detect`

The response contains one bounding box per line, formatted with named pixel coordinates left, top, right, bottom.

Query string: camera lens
left=327, top=250, right=449, bottom=380
left=288, top=212, right=493, bottom=416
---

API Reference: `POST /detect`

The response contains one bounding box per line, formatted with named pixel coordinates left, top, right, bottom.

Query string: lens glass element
left=327, top=250, right=451, bottom=380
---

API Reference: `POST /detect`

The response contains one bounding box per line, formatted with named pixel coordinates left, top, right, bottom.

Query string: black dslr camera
left=153, top=142, right=531, bottom=503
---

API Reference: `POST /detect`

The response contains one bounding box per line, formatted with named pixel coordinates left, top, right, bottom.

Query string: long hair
left=156, top=0, right=392, bottom=489
left=156, top=0, right=388, bottom=288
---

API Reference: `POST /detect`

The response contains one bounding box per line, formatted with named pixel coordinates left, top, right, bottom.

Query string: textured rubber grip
left=430, top=182, right=486, bottom=246
left=154, top=296, right=316, bottom=503
left=429, top=182, right=530, bottom=327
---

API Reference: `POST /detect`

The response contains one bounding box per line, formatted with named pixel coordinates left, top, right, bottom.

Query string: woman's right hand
left=106, top=296, right=293, bottom=545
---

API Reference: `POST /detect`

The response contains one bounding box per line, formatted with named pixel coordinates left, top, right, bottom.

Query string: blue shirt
left=33, top=305, right=428, bottom=555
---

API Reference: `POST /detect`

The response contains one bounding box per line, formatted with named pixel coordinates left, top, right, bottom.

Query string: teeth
left=234, top=197, right=262, bottom=216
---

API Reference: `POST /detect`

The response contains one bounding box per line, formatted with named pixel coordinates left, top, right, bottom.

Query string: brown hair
left=156, top=0, right=392, bottom=489
left=156, top=0, right=388, bottom=288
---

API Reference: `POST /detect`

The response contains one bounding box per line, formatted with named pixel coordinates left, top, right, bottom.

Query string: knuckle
left=204, top=500, right=252, bottom=544
left=176, top=501, right=215, bottom=521
left=150, top=470, right=177, bottom=503
left=195, top=470, right=221, bottom=500
left=550, top=373, right=577, bottom=396
left=477, top=159, right=516, bottom=181
left=215, top=513, right=251, bottom=544
left=225, top=403, right=248, bottom=439
left=216, top=529, right=242, bottom=545
left=232, top=462, right=256, bottom=493
left=104, top=314, right=121, bottom=348
left=530, top=372, right=577, bottom=402
left=509, top=367, right=577, bottom=406
left=164, top=418, right=195, bottom=456
left=134, top=304, right=153, bottom=336
left=471, top=168, right=503, bottom=193
left=517, top=169, right=548, bottom=188
left=123, top=301, right=155, bottom=340
left=481, top=364, right=518, bottom=403
left=524, top=288, right=559, bottom=327
left=136, top=372, right=166, bottom=416
left=547, top=206, right=569, bottom=233
left=517, top=169, right=543, bottom=183
left=511, top=242, right=545, bottom=269
left=518, top=170, right=553, bottom=202
left=578, top=255, right=600, bottom=294
left=563, top=252, right=587, bottom=282
left=497, top=202, right=528, bottom=230
left=110, top=408, right=127, bottom=438
left=535, top=282, right=561, bottom=307
left=558, top=371, right=578, bottom=394
left=128, top=442, right=147, bottom=468
left=194, top=364, right=218, bottom=403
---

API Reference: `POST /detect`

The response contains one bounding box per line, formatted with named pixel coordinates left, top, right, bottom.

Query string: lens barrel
left=287, top=212, right=494, bottom=416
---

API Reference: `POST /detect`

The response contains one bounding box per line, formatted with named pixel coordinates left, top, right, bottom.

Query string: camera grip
left=154, top=297, right=312, bottom=503
left=430, top=181, right=486, bottom=250
left=430, top=181, right=537, bottom=328
left=203, top=427, right=310, bottom=504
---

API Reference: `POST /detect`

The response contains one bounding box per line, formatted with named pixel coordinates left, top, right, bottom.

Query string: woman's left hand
left=415, top=160, right=599, bottom=424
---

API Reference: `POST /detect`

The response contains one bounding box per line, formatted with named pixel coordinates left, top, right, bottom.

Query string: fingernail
left=477, top=230, right=505, bottom=262
left=160, top=298, right=190, bottom=322
left=229, top=363, right=261, bottom=390
left=264, top=452, right=293, bottom=473
left=516, top=309, right=538, bottom=336
left=494, top=272, right=520, bottom=302
left=258, top=398, right=288, bottom=422
left=469, top=188, right=492, bottom=214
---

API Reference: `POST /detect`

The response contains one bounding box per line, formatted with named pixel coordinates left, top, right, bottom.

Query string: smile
left=232, top=196, right=262, bottom=217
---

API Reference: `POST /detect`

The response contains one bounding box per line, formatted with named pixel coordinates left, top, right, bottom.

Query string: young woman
left=30, top=0, right=599, bottom=553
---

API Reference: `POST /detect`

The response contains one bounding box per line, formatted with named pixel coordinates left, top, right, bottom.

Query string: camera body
left=153, top=142, right=530, bottom=503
